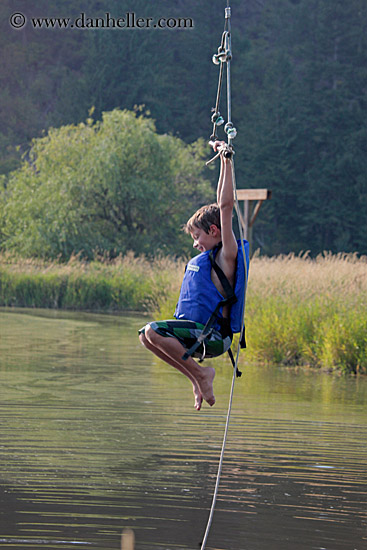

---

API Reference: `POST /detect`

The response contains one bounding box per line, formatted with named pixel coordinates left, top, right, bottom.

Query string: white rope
left=200, top=349, right=238, bottom=550
left=200, top=159, right=248, bottom=550
left=200, top=4, right=249, bottom=547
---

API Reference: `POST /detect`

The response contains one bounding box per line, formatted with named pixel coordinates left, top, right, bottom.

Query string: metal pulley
left=212, top=47, right=232, bottom=65
left=225, top=122, right=237, bottom=140
left=212, top=30, right=231, bottom=65
left=212, top=49, right=228, bottom=65
left=211, top=111, right=224, bottom=126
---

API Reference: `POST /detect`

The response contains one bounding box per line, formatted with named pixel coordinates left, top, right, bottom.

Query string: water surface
left=0, top=308, right=366, bottom=549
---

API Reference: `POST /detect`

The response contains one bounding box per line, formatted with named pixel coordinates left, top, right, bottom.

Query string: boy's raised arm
left=213, top=142, right=238, bottom=262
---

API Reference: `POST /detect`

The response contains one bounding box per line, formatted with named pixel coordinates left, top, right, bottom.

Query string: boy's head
left=184, top=203, right=220, bottom=235
left=184, top=203, right=222, bottom=252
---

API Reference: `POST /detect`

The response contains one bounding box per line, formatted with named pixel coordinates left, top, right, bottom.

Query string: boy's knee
left=139, top=325, right=156, bottom=344
left=144, top=323, right=155, bottom=342
left=145, top=323, right=164, bottom=346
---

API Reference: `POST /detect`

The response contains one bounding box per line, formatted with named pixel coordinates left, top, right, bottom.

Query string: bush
left=0, top=109, right=212, bottom=260
left=0, top=251, right=185, bottom=312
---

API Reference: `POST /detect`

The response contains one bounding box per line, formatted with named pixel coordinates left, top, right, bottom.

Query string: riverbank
left=148, top=251, right=367, bottom=375
left=246, top=252, right=367, bottom=375
left=0, top=251, right=183, bottom=312
left=1, top=251, right=366, bottom=374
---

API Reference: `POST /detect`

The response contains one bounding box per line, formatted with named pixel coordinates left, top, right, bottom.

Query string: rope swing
left=200, top=4, right=248, bottom=549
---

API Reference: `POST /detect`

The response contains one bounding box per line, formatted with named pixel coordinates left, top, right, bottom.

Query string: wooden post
left=235, top=189, right=272, bottom=255
left=243, top=197, right=249, bottom=241
left=121, top=529, right=135, bottom=550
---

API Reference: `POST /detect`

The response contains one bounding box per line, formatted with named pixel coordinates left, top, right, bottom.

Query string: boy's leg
left=139, top=331, right=204, bottom=410
left=141, top=324, right=215, bottom=407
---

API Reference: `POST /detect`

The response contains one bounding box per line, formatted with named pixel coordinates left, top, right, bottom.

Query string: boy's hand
left=206, top=140, right=233, bottom=166
left=210, top=140, right=226, bottom=153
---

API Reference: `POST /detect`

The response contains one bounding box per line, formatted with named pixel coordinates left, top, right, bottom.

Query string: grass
left=245, top=251, right=367, bottom=374
left=1, top=250, right=366, bottom=374
left=154, top=251, right=367, bottom=375
left=0, top=251, right=185, bottom=312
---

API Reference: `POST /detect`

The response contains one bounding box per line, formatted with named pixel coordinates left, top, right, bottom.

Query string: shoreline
left=1, top=251, right=366, bottom=375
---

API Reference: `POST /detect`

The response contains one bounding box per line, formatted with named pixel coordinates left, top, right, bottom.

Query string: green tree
left=1, top=0, right=366, bottom=255
left=1, top=109, right=212, bottom=259
left=233, top=0, right=367, bottom=254
left=0, top=0, right=89, bottom=172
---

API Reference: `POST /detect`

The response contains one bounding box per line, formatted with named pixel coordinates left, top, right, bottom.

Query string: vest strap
left=182, top=297, right=228, bottom=361
left=208, top=246, right=237, bottom=306
left=210, top=247, right=246, bottom=350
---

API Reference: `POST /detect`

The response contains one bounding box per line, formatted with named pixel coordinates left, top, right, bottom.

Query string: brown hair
left=184, top=203, right=221, bottom=234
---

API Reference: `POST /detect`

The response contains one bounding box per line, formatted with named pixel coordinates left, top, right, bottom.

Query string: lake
left=0, top=308, right=366, bottom=550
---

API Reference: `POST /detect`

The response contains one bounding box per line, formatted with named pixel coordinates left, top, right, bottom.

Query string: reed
left=1, top=250, right=366, bottom=374
left=0, top=251, right=185, bottom=312
left=244, top=251, right=367, bottom=374
left=154, top=251, right=367, bottom=375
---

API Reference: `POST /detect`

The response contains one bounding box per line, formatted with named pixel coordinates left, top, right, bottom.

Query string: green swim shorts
left=139, top=319, right=232, bottom=359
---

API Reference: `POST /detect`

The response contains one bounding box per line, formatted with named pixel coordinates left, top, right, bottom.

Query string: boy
left=139, top=141, right=247, bottom=410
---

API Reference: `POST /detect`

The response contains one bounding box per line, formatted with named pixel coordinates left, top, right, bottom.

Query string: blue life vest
left=174, top=239, right=250, bottom=334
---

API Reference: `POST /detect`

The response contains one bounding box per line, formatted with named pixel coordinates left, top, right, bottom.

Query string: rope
left=200, top=4, right=249, bottom=548
left=200, top=160, right=248, bottom=550
left=200, top=346, right=238, bottom=550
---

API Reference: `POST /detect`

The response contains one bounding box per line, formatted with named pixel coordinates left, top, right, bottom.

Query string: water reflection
left=0, top=308, right=366, bottom=550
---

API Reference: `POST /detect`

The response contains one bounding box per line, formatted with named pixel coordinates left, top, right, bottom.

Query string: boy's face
left=190, top=225, right=220, bottom=253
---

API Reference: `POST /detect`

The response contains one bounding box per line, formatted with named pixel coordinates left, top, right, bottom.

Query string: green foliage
left=243, top=252, right=367, bottom=374
left=1, top=109, right=212, bottom=259
left=154, top=251, right=367, bottom=375
left=244, top=297, right=367, bottom=375
left=1, top=250, right=367, bottom=374
left=319, top=312, right=367, bottom=374
left=234, top=0, right=367, bottom=254
left=1, top=0, right=367, bottom=255
left=0, top=251, right=185, bottom=311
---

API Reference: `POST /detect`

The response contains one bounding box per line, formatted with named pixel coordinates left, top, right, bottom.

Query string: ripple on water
left=0, top=309, right=366, bottom=550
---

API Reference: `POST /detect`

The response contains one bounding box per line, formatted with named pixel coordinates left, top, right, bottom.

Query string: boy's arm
left=215, top=145, right=238, bottom=264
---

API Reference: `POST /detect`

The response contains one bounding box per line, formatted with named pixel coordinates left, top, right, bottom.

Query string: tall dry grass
left=1, top=250, right=366, bottom=374
left=0, top=251, right=185, bottom=312
left=245, top=252, right=367, bottom=374
left=154, top=251, right=367, bottom=374
left=249, top=251, right=367, bottom=304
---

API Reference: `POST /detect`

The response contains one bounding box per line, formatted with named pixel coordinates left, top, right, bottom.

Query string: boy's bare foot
left=193, top=384, right=203, bottom=411
left=197, top=367, right=216, bottom=406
